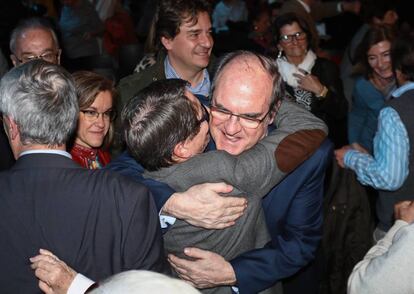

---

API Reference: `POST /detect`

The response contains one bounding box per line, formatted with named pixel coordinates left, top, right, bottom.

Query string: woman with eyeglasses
left=274, top=13, right=348, bottom=147
left=70, top=71, right=116, bottom=169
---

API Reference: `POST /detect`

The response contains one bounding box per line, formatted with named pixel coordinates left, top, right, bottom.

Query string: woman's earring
left=277, top=50, right=283, bottom=59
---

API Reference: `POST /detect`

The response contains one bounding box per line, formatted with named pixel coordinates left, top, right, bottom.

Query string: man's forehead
left=213, top=62, right=273, bottom=108
left=17, top=28, right=56, bottom=50
left=179, top=11, right=211, bottom=30
left=16, top=29, right=58, bottom=54
left=216, top=59, right=273, bottom=90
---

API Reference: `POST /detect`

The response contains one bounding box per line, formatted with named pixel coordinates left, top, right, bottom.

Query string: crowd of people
left=0, top=0, right=413, bottom=294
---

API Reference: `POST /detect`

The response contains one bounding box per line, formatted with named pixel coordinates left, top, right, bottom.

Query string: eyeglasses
left=80, top=109, right=116, bottom=122
left=16, top=51, right=59, bottom=64
left=279, top=31, right=306, bottom=43
left=209, top=104, right=271, bottom=129
left=198, top=103, right=210, bottom=125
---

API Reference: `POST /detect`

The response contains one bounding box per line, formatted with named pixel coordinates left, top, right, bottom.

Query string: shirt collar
left=20, top=149, right=72, bottom=159
left=164, top=56, right=211, bottom=97
left=392, top=82, right=414, bottom=98
left=297, top=0, right=311, bottom=13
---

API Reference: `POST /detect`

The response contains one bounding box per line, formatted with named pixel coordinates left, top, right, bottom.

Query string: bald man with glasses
left=0, top=17, right=61, bottom=171
left=9, top=17, right=61, bottom=67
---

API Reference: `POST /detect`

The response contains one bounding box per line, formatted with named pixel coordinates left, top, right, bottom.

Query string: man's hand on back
left=168, top=247, right=236, bottom=288
left=162, top=182, right=247, bottom=229
left=30, top=249, right=76, bottom=294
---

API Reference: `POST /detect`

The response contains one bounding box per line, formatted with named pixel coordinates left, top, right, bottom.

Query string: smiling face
left=161, top=11, right=213, bottom=78
left=209, top=57, right=274, bottom=155
left=367, top=40, right=393, bottom=79
left=278, top=21, right=308, bottom=64
left=75, top=90, right=113, bottom=149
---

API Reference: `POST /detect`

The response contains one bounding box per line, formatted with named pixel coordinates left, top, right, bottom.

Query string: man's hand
left=168, top=247, right=236, bottom=289
left=395, top=201, right=414, bottom=223
left=334, top=145, right=352, bottom=168
left=30, top=249, right=76, bottom=294
left=162, top=182, right=247, bottom=229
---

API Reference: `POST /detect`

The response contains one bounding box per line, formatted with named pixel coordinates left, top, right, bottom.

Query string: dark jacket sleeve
left=311, top=58, right=348, bottom=120
left=118, top=179, right=170, bottom=274
left=230, top=139, right=333, bottom=293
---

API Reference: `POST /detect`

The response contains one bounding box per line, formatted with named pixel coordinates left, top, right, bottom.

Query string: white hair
left=90, top=270, right=201, bottom=294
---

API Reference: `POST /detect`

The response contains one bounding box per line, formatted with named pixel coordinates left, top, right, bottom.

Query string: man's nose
left=200, top=33, right=213, bottom=48
left=224, top=115, right=242, bottom=135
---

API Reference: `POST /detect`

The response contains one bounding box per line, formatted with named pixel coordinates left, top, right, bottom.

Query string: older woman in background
left=70, top=71, right=116, bottom=169
left=348, top=25, right=396, bottom=153
left=274, top=12, right=348, bottom=147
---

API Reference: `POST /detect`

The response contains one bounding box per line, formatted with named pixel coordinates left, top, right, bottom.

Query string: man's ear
left=172, top=140, right=191, bottom=161
left=3, top=116, right=19, bottom=141
left=268, top=100, right=281, bottom=125
left=161, top=36, right=174, bottom=51
left=10, top=55, right=18, bottom=67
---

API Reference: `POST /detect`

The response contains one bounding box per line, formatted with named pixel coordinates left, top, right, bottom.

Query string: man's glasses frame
left=16, top=51, right=59, bottom=64
left=198, top=103, right=210, bottom=125
left=209, top=104, right=271, bottom=129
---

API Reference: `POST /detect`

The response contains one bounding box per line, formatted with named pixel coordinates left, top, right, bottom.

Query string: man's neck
left=167, top=56, right=205, bottom=88
left=19, top=144, right=67, bottom=156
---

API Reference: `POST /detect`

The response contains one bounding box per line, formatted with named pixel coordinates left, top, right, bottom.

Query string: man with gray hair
left=0, top=17, right=61, bottom=170
left=9, top=17, right=61, bottom=66
left=0, top=60, right=168, bottom=293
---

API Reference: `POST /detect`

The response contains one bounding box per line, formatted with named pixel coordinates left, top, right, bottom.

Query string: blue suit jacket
left=107, top=139, right=332, bottom=293
left=231, top=139, right=332, bottom=293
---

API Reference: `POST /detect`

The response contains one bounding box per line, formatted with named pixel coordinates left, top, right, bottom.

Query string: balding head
left=209, top=51, right=280, bottom=155
left=211, top=50, right=280, bottom=110
left=10, top=18, right=61, bottom=66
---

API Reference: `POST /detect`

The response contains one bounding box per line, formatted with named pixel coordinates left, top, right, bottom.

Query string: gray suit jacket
left=144, top=101, right=327, bottom=293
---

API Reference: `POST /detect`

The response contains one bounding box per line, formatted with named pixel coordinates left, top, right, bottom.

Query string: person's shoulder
left=353, top=77, right=379, bottom=99
left=106, top=152, right=143, bottom=174
left=354, top=76, right=370, bottom=87
left=117, top=59, right=164, bottom=102
left=92, top=167, right=150, bottom=197
left=117, top=65, right=154, bottom=91
left=105, top=152, right=147, bottom=183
